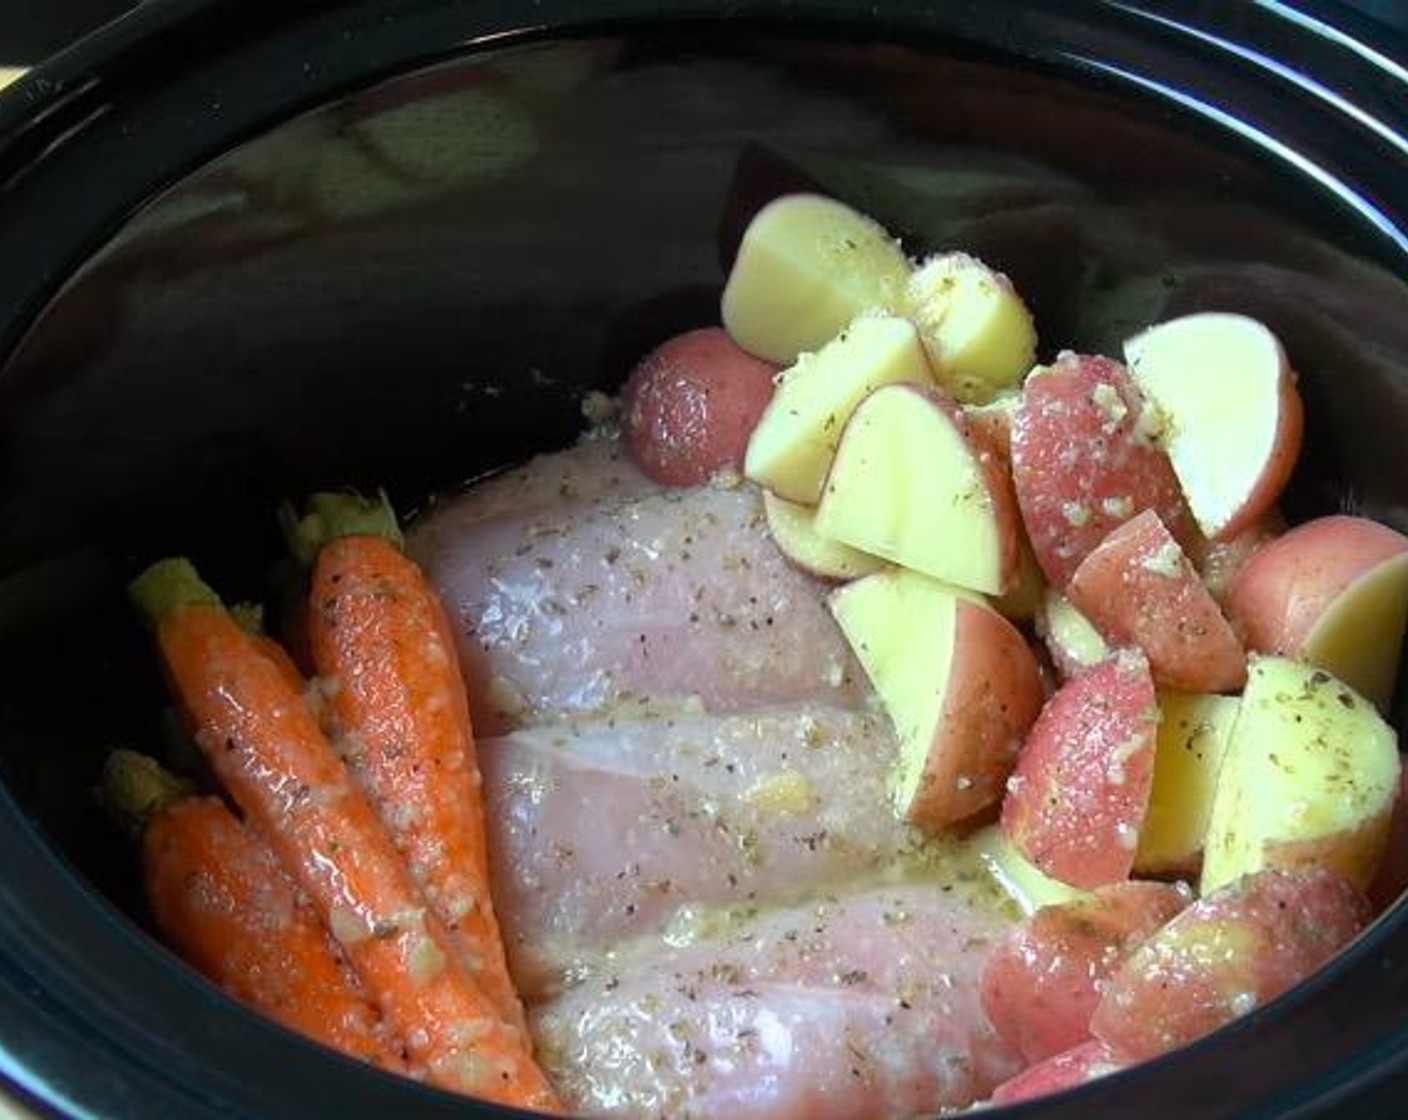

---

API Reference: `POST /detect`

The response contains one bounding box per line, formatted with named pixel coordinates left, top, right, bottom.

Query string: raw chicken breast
left=533, top=884, right=1022, bottom=1119
left=479, top=706, right=943, bottom=997
left=407, top=438, right=865, bottom=733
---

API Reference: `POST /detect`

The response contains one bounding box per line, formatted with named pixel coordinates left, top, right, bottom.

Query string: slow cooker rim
left=1, top=1, right=1407, bottom=1117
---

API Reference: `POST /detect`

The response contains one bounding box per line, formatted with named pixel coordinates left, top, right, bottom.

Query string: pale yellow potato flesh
left=1201, top=656, right=1400, bottom=895
left=761, top=490, right=888, bottom=581
left=991, top=532, right=1046, bottom=623
left=722, top=193, right=911, bottom=365
left=1135, top=691, right=1240, bottom=875
left=743, top=314, right=934, bottom=504
left=815, top=383, right=1008, bottom=595
left=1037, top=588, right=1109, bottom=677
left=1124, top=312, right=1297, bottom=540
left=906, top=252, right=1037, bottom=404
left=1301, top=552, right=1408, bottom=712
left=971, top=823, right=1090, bottom=916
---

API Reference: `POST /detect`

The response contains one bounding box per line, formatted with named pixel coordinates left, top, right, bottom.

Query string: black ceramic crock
left=1, top=2, right=1408, bottom=1116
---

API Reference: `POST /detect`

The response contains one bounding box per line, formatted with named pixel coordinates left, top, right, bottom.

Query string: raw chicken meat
left=406, top=436, right=1021, bottom=1118
left=408, top=437, right=866, bottom=735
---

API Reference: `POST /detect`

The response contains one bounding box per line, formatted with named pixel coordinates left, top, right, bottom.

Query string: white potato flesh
left=970, top=823, right=1090, bottom=917
left=722, top=193, right=911, bottom=364
left=907, top=252, right=1037, bottom=404
left=1201, top=656, right=1400, bottom=895
left=1124, top=312, right=1301, bottom=541
left=761, top=490, right=888, bottom=581
left=815, top=383, right=1012, bottom=595
left=1135, top=691, right=1240, bottom=875
left=743, top=314, right=934, bottom=504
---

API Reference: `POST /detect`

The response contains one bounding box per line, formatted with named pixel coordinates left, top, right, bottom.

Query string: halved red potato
left=970, top=823, right=1089, bottom=916
left=1036, top=589, right=1110, bottom=682
left=1065, top=509, right=1246, bottom=693
left=1124, top=312, right=1303, bottom=542
left=905, top=251, right=1037, bottom=404
left=620, top=326, right=778, bottom=486
left=760, top=490, right=888, bottom=581
left=1134, top=691, right=1240, bottom=876
left=743, top=313, right=934, bottom=504
left=829, top=568, right=1045, bottom=833
left=721, top=193, right=910, bottom=364
left=1001, top=649, right=1159, bottom=889
left=988, top=1041, right=1127, bottom=1106
left=1091, top=866, right=1369, bottom=1062
left=1011, top=352, right=1200, bottom=588
left=1200, top=656, right=1400, bottom=895
left=815, top=383, right=1021, bottom=596
left=1225, top=514, right=1408, bottom=710
left=1198, top=509, right=1286, bottom=605
left=981, top=880, right=1191, bottom=1064
left=991, top=534, right=1046, bottom=623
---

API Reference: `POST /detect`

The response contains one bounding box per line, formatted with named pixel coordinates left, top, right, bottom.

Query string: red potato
left=1011, top=352, right=1201, bottom=588
left=988, top=1040, right=1127, bottom=1106
left=1066, top=509, right=1246, bottom=693
left=1001, top=649, right=1159, bottom=889
left=1198, top=509, right=1285, bottom=605
left=829, top=568, right=1046, bottom=832
left=1090, top=866, right=1370, bottom=1062
left=621, top=326, right=778, bottom=486
left=962, top=392, right=1020, bottom=461
left=1226, top=514, right=1408, bottom=710
left=981, top=880, right=1191, bottom=1064
left=1124, top=313, right=1304, bottom=542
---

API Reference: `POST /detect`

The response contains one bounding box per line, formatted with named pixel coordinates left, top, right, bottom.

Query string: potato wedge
left=989, top=1041, right=1126, bottom=1106
left=1001, top=650, right=1159, bottom=889
left=971, top=823, right=1089, bottom=917
left=722, top=193, right=910, bottom=364
left=1201, top=656, right=1400, bottom=895
left=815, top=383, right=1020, bottom=596
left=1124, top=312, right=1303, bottom=542
left=1226, top=514, right=1408, bottom=710
left=906, top=251, right=1036, bottom=404
left=829, top=568, right=1044, bottom=832
left=1011, top=352, right=1200, bottom=588
left=1035, top=589, right=1110, bottom=682
left=743, top=313, right=934, bottom=504
left=1091, top=867, right=1368, bottom=1061
left=1066, top=509, right=1245, bottom=693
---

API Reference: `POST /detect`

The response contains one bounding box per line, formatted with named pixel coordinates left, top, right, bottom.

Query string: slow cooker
left=1, top=1, right=1407, bottom=1116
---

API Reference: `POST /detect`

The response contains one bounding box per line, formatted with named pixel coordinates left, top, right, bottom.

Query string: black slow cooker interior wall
left=0, top=3, right=1407, bottom=1117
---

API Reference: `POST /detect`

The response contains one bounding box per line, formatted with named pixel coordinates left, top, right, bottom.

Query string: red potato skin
left=905, top=599, right=1045, bottom=829
left=1011, top=352, right=1201, bottom=589
left=981, top=880, right=1190, bottom=1064
left=1066, top=509, right=1246, bottom=693
left=1226, top=514, right=1408, bottom=654
left=988, top=1040, right=1126, bottom=1106
left=621, top=326, right=778, bottom=486
left=1090, top=866, right=1370, bottom=1062
left=1001, top=650, right=1159, bottom=889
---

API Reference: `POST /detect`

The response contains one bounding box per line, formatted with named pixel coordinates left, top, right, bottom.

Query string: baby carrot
left=129, top=559, right=560, bottom=1112
left=288, top=492, right=525, bottom=1034
left=102, top=750, right=404, bottom=1070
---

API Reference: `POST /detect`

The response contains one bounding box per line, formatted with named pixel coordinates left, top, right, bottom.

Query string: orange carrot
left=129, top=559, right=560, bottom=1112
left=288, top=492, right=525, bottom=1034
left=102, top=750, right=405, bottom=1070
